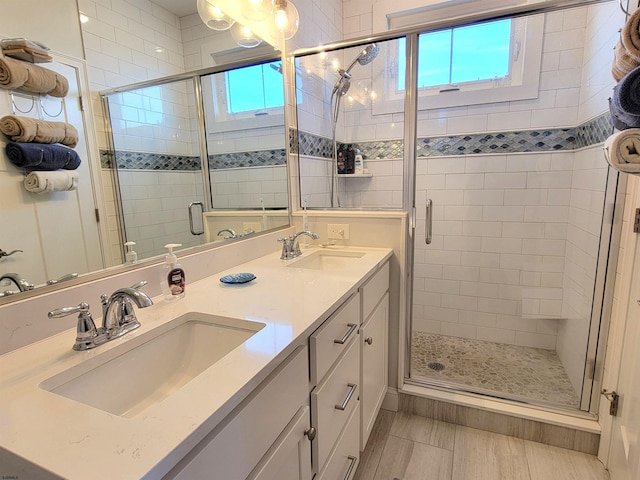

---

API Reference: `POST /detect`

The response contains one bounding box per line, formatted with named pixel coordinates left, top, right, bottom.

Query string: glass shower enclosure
left=295, top=0, right=622, bottom=413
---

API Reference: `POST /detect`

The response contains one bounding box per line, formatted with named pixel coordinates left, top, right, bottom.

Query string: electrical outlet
left=328, top=223, right=350, bottom=240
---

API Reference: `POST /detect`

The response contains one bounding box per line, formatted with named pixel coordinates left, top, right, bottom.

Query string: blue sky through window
left=398, top=19, right=512, bottom=91
left=226, top=62, right=284, bottom=114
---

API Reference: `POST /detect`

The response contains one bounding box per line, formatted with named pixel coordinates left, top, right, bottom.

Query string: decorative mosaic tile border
left=101, top=113, right=612, bottom=169
left=99, top=150, right=201, bottom=170
left=208, top=149, right=286, bottom=169
left=100, top=149, right=286, bottom=170
left=294, top=112, right=613, bottom=160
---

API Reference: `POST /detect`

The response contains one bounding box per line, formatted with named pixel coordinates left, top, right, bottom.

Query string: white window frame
left=201, top=66, right=285, bottom=135
left=372, top=15, right=543, bottom=115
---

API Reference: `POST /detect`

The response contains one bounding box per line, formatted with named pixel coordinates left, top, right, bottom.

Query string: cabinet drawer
left=316, top=403, right=360, bottom=480
left=168, top=346, right=309, bottom=480
left=310, top=292, right=360, bottom=385
left=361, top=261, right=389, bottom=321
left=311, top=337, right=359, bottom=473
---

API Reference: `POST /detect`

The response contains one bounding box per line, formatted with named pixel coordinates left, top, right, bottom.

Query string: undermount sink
left=39, top=313, right=265, bottom=418
left=287, top=249, right=366, bottom=270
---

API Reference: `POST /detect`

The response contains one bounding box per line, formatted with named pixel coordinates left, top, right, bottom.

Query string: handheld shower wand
left=329, top=43, right=380, bottom=207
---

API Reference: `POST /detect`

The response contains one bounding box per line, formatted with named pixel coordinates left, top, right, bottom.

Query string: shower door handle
left=188, top=201, right=204, bottom=235
left=425, top=199, right=433, bottom=244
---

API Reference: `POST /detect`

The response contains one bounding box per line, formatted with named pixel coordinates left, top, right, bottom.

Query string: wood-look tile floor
left=354, top=410, right=610, bottom=480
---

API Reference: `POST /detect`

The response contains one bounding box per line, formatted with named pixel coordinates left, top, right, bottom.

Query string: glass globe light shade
left=268, top=0, right=299, bottom=40
left=230, top=23, right=263, bottom=48
left=241, top=0, right=270, bottom=21
left=197, top=0, right=235, bottom=31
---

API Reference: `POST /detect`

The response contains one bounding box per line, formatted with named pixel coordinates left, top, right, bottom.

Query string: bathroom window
left=201, top=60, right=287, bottom=134
left=397, top=19, right=512, bottom=91
left=226, top=62, right=284, bottom=114
left=373, top=15, right=543, bottom=114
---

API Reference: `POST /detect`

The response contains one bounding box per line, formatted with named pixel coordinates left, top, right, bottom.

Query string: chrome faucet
left=217, top=228, right=238, bottom=239
left=278, top=230, right=319, bottom=260
left=48, top=281, right=153, bottom=351
left=100, top=281, right=153, bottom=338
left=0, top=272, right=34, bottom=292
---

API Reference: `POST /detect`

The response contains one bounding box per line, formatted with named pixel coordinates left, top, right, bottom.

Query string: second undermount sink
left=287, top=249, right=366, bottom=271
left=39, top=313, right=265, bottom=418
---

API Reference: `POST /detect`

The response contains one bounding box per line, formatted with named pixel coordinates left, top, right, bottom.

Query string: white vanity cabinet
left=166, top=346, right=310, bottom=480
left=310, top=292, right=361, bottom=478
left=247, top=406, right=313, bottom=480
left=359, top=261, right=390, bottom=450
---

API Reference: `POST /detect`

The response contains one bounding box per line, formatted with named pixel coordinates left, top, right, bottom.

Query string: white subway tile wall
left=210, top=165, right=289, bottom=209
left=117, top=169, right=206, bottom=259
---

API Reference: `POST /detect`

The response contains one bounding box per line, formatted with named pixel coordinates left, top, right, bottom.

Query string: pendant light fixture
left=197, top=0, right=300, bottom=49
left=268, top=0, right=299, bottom=40
left=197, top=0, right=235, bottom=31
left=241, top=0, right=271, bottom=21
left=230, top=23, right=263, bottom=48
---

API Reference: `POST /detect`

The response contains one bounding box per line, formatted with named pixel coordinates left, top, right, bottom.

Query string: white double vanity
left=0, top=241, right=392, bottom=480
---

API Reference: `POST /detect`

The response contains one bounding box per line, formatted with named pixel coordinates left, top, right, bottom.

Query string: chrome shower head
left=356, top=43, right=380, bottom=67
left=345, top=43, right=380, bottom=74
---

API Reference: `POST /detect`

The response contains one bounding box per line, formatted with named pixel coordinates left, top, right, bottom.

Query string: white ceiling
left=150, top=0, right=196, bottom=17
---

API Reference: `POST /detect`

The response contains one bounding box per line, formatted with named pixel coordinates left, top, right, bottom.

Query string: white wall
left=0, top=0, right=84, bottom=59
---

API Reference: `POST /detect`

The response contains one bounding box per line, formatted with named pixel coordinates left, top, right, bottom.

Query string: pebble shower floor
left=411, top=332, right=580, bottom=408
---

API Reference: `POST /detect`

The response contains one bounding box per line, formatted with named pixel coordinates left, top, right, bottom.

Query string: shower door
left=407, top=3, right=619, bottom=412
left=103, top=78, right=209, bottom=261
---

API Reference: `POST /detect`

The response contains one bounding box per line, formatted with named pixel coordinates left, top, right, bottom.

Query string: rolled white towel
left=603, top=129, right=640, bottom=173
left=24, top=170, right=79, bottom=194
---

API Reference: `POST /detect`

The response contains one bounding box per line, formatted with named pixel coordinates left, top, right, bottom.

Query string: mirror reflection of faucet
left=48, top=281, right=153, bottom=351
left=217, top=228, right=238, bottom=239
left=217, top=228, right=256, bottom=240
left=0, top=272, right=35, bottom=293
left=0, top=248, right=23, bottom=259
left=46, top=273, right=79, bottom=285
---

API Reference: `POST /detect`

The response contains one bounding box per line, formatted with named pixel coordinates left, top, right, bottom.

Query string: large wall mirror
left=103, top=58, right=289, bottom=261
left=0, top=54, right=290, bottom=301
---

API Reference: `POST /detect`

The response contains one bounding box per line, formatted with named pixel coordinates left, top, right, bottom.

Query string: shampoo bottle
left=161, top=243, right=185, bottom=301
left=354, top=149, right=363, bottom=175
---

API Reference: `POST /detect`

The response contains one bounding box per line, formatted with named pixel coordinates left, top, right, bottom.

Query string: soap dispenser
left=124, top=241, right=137, bottom=264
left=161, top=243, right=185, bottom=301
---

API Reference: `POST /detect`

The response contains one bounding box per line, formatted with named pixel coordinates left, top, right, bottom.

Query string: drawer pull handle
left=334, top=323, right=357, bottom=344
left=304, top=427, right=316, bottom=441
left=335, top=383, right=357, bottom=411
left=344, top=455, right=358, bottom=480
left=365, top=336, right=373, bottom=345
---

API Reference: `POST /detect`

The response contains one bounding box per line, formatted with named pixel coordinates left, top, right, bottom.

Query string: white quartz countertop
left=0, top=246, right=392, bottom=480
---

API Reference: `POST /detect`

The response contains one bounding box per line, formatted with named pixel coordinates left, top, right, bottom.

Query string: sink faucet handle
left=130, top=280, right=147, bottom=290
left=48, top=302, right=91, bottom=318
left=48, top=302, right=99, bottom=351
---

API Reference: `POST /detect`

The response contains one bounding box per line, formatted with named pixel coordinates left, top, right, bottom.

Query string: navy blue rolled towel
left=5, top=142, right=81, bottom=171
left=610, top=65, right=640, bottom=130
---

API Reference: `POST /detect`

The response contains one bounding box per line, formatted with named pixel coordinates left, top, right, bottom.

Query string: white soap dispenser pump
left=160, top=243, right=185, bottom=301
left=124, top=241, right=137, bottom=264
